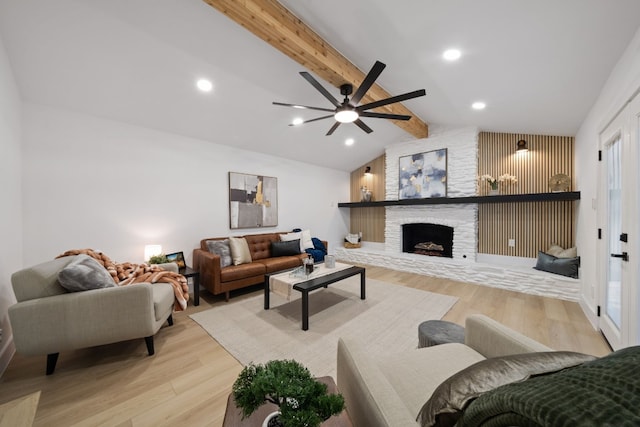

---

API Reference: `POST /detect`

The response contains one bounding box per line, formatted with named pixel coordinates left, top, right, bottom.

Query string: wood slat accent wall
left=350, top=154, right=385, bottom=242
left=478, top=132, right=575, bottom=257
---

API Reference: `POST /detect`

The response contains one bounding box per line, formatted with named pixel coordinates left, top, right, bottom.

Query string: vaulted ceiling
left=1, top=0, right=639, bottom=171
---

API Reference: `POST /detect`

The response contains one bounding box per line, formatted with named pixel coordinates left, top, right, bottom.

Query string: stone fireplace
left=402, top=223, right=454, bottom=258
left=385, top=205, right=477, bottom=261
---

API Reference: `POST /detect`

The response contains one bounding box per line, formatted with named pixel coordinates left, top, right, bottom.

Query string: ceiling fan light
left=196, top=78, right=213, bottom=92
left=335, top=109, right=359, bottom=123
left=443, top=49, right=461, bottom=61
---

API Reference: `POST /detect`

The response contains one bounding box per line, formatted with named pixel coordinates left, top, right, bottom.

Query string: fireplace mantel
left=338, top=191, right=580, bottom=208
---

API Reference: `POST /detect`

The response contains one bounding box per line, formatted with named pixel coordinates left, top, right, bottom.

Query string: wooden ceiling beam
left=202, top=0, right=428, bottom=138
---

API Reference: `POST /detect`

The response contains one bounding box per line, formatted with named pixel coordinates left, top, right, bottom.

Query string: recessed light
left=292, top=117, right=303, bottom=126
left=442, top=49, right=461, bottom=61
left=196, top=78, right=213, bottom=92
left=345, top=138, right=355, bottom=146
left=472, top=101, right=486, bottom=110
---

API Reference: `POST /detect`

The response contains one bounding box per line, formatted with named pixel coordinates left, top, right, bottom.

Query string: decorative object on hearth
left=549, top=173, right=571, bottom=192
left=344, top=233, right=361, bottom=248
left=229, top=172, right=278, bottom=229
left=273, top=60, right=426, bottom=135
left=232, top=359, right=345, bottom=427
left=399, top=148, right=447, bottom=199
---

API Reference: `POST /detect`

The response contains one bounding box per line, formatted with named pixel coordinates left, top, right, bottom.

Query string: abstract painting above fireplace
left=398, top=148, right=447, bottom=199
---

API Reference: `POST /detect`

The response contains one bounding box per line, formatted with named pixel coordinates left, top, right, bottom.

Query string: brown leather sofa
left=193, top=232, right=328, bottom=301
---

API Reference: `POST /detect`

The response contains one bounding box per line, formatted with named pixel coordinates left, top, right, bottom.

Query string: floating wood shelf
left=337, top=191, right=580, bottom=208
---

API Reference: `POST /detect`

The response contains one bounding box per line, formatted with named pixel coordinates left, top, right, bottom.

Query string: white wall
left=575, top=27, right=640, bottom=325
left=0, top=34, right=22, bottom=374
left=21, top=104, right=350, bottom=267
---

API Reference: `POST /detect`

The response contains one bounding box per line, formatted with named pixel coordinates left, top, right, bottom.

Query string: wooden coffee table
left=264, top=265, right=366, bottom=330
left=222, top=376, right=352, bottom=426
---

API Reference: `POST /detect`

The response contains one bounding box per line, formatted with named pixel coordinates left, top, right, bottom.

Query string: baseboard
left=578, top=295, right=599, bottom=330
left=0, top=333, right=15, bottom=378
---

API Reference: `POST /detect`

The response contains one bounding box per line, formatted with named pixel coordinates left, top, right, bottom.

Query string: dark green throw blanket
left=458, top=346, right=640, bottom=427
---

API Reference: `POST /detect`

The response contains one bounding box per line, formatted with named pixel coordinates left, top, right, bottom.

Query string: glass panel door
left=599, top=111, right=626, bottom=350
left=599, top=91, right=640, bottom=349
left=606, top=137, right=622, bottom=330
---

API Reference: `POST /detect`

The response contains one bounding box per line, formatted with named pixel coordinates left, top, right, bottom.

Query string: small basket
left=344, top=242, right=361, bottom=249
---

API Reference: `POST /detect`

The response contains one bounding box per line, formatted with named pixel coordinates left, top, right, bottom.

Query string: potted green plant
left=232, top=359, right=345, bottom=427
left=148, top=254, right=169, bottom=264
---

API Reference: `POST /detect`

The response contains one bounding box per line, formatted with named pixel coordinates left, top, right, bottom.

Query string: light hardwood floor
left=0, top=265, right=611, bottom=426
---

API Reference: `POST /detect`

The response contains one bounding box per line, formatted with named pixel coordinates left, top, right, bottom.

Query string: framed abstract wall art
left=398, top=148, right=447, bottom=199
left=228, top=172, right=278, bottom=229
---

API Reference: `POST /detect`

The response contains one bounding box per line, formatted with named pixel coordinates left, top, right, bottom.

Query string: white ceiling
left=1, top=0, right=639, bottom=171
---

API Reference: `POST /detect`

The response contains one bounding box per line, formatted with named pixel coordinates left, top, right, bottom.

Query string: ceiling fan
left=273, top=60, right=426, bottom=136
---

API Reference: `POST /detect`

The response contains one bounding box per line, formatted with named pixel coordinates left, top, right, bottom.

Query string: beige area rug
left=190, top=276, right=458, bottom=378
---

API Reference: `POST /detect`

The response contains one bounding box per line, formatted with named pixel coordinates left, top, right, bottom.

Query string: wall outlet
left=508, top=239, right=515, bottom=247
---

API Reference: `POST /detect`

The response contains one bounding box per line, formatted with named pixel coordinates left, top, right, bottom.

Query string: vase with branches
left=480, top=174, right=499, bottom=191
left=480, top=173, right=518, bottom=194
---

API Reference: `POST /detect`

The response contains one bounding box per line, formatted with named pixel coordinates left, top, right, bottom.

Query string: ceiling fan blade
left=360, top=111, right=411, bottom=121
left=300, top=72, right=341, bottom=107
left=354, top=119, right=373, bottom=134
left=272, top=102, right=335, bottom=113
left=358, top=89, right=426, bottom=111
left=287, top=115, right=334, bottom=126
left=326, top=121, right=341, bottom=135
left=350, top=60, right=386, bottom=105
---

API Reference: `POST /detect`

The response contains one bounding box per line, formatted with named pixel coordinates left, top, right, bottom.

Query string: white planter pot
left=262, top=410, right=280, bottom=427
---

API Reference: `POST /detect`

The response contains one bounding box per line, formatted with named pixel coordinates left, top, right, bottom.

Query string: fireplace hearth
left=402, top=223, right=453, bottom=258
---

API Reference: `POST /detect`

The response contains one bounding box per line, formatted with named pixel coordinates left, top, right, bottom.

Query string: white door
left=628, top=93, right=640, bottom=346
left=598, top=92, right=640, bottom=349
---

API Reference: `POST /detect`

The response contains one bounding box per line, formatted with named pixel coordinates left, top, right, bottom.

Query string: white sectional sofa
left=336, top=314, right=553, bottom=426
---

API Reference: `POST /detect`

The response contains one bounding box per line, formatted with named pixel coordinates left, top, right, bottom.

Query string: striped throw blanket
left=56, top=249, right=189, bottom=311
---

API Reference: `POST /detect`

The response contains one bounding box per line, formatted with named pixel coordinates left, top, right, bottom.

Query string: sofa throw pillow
left=533, top=251, right=579, bottom=278
left=206, top=239, right=232, bottom=268
left=229, top=236, right=252, bottom=266
left=300, top=229, right=314, bottom=250
left=547, top=244, right=578, bottom=258
left=417, top=351, right=596, bottom=427
left=57, top=254, right=117, bottom=292
left=280, top=232, right=304, bottom=252
left=271, top=240, right=301, bottom=257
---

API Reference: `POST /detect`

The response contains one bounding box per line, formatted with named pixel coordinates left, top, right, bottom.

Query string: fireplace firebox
left=402, top=223, right=454, bottom=258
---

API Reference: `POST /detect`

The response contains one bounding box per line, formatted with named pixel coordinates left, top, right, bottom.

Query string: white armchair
left=8, top=256, right=175, bottom=374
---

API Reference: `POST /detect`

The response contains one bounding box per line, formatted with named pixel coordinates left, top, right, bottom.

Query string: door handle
left=611, top=252, right=629, bottom=262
